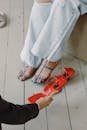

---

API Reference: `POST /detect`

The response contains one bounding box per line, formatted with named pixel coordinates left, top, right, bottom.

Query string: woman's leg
left=32, top=0, right=80, bottom=83
left=18, top=0, right=52, bottom=81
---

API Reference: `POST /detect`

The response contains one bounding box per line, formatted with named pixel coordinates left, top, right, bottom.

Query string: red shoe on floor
left=28, top=67, right=75, bottom=103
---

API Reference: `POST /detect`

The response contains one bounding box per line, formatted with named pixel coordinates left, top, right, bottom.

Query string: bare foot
left=32, top=60, right=58, bottom=84
left=18, top=66, right=37, bottom=81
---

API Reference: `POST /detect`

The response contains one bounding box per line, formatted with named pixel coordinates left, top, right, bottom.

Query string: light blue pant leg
left=31, top=0, right=80, bottom=61
left=20, top=1, right=52, bottom=68
left=47, top=0, right=81, bottom=61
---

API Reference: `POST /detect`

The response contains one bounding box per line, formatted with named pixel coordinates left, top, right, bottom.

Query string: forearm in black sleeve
left=0, top=96, right=39, bottom=125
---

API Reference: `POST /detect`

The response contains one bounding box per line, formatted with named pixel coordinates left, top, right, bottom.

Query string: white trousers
left=20, top=0, right=80, bottom=68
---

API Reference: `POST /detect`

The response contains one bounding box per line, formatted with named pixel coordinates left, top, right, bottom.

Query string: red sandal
left=28, top=67, right=75, bottom=103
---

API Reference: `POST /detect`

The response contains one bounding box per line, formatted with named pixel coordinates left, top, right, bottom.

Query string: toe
left=32, top=75, right=38, bottom=83
left=36, top=76, right=42, bottom=83
left=20, top=76, right=26, bottom=81
left=17, top=70, right=24, bottom=79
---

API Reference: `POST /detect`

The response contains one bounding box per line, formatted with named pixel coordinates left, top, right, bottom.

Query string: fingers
left=45, top=95, right=53, bottom=103
left=36, top=95, right=53, bottom=110
left=49, top=91, right=58, bottom=97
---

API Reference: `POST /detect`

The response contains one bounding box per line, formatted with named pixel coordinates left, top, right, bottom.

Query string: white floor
left=0, top=0, right=87, bottom=130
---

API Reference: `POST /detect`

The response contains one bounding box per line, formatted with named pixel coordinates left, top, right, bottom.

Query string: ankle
left=46, top=60, right=58, bottom=70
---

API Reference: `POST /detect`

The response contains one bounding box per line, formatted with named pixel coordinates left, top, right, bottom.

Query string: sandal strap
left=45, top=65, right=54, bottom=70
left=45, top=61, right=58, bottom=70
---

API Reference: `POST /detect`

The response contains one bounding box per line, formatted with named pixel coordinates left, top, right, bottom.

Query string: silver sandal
left=0, top=12, right=7, bottom=28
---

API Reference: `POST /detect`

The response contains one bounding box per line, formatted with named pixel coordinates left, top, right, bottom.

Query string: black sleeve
left=0, top=124, right=1, bottom=130
left=0, top=96, right=39, bottom=125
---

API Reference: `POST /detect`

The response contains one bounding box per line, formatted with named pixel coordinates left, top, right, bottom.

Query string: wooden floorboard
left=62, top=55, right=87, bottom=130
left=0, top=0, right=9, bottom=97
left=1, top=0, right=24, bottom=129
left=46, top=62, right=72, bottom=130
left=23, top=1, right=48, bottom=130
